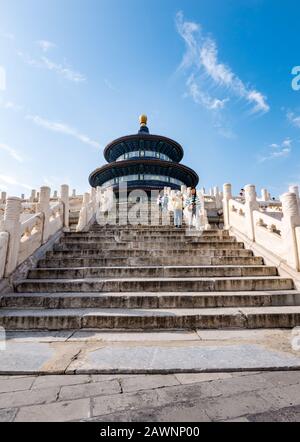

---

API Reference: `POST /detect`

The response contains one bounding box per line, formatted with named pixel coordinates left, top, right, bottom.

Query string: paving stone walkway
left=1, top=329, right=300, bottom=374
left=1, top=371, right=300, bottom=422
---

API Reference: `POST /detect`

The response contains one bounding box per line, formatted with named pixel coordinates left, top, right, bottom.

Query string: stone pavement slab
left=0, top=376, right=34, bottom=393
left=120, top=374, right=180, bottom=393
left=67, top=343, right=300, bottom=373
left=1, top=330, right=300, bottom=375
left=15, top=398, right=91, bottom=422
left=31, top=374, right=90, bottom=390
left=0, top=371, right=299, bottom=421
left=0, top=341, right=83, bottom=374
left=174, top=372, right=233, bottom=384
left=0, top=408, right=18, bottom=422
left=0, top=386, right=59, bottom=409
left=248, top=404, right=300, bottom=422
left=59, top=379, right=121, bottom=401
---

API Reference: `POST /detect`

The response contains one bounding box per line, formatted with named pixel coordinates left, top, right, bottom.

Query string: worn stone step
left=28, top=265, right=278, bottom=280
left=61, top=236, right=236, bottom=244
left=46, top=249, right=255, bottom=258
left=62, top=234, right=235, bottom=241
left=90, top=224, right=188, bottom=229
left=1, top=306, right=300, bottom=330
left=15, top=276, right=294, bottom=293
left=53, top=242, right=245, bottom=252
left=2, top=291, right=300, bottom=310
left=64, top=228, right=229, bottom=238
left=37, top=255, right=264, bottom=268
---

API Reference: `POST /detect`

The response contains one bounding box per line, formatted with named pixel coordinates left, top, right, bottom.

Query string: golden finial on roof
left=139, top=114, right=148, bottom=126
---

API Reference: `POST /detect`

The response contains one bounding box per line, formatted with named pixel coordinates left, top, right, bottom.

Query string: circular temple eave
left=89, top=159, right=199, bottom=189
left=103, top=134, right=184, bottom=163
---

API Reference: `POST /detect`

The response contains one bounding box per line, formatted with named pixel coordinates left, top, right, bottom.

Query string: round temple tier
left=89, top=159, right=199, bottom=191
left=104, top=134, right=184, bottom=163
left=89, top=116, right=199, bottom=192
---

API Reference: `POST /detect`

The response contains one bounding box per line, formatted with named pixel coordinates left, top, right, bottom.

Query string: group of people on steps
left=157, top=187, right=203, bottom=229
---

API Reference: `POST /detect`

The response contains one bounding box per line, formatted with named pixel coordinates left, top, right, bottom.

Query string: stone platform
left=1, top=329, right=300, bottom=375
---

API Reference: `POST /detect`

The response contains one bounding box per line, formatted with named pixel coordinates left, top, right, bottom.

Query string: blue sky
left=1, top=0, right=300, bottom=197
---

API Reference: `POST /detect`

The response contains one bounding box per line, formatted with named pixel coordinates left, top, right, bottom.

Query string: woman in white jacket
left=171, top=191, right=183, bottom=228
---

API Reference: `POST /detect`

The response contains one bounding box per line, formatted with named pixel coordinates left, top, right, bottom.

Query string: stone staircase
left=1, top=222, right=300, bottom=330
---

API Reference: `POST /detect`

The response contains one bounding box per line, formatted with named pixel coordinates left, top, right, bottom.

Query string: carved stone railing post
left=213, top=186, right=221, bottom=209
left=261, top=188, right=269, bottom=202
left=289, top=185, right=300, bottom=216
left=0, top=192, right=7, bottom=204
left=222, top=183, right=232, bottom=229
left=244, top=184, right=259, bottom=241
left=0, top=232, right=9, bottom=279
left=280, top=192, right=300, bottom=270
left=37, top=186, right=51, bottom=244
left=91, top=187, right=96, bottom=211
left=76, top=192, right=90, bottom=232
left=60, top=184, right=70, bottom=230
left=29, top=189, right=36, bottom=203
left=2, top=197, right=22, bottom=276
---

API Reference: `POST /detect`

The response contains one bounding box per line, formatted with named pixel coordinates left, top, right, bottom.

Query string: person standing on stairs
left=172, top=191, right=184, bottom=228
left=162, top=192, right=169, bottom=213
left=185, top=187, right=202, bottom=229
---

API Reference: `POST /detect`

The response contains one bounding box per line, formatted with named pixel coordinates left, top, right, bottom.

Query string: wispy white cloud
left=176, top=11, right=269, bottom=114
left=186, top=74, right=229, bottom=110
left=258, top=138, right=292, bottom=162
left=18, top=51, right=86, bottom=83
left=41, top=56, right=86, bottom=82
left=287, top=111, right=300, bottom=128
left=185, top=74, right=234, bottom=138
left=26, top=114, right=101, bottom=149
left=0, top=175, right=32, bottom=190
left=1, top=101, right=23, bottom=112
left=0, top=143, right=23, bottom=163
left=36, top=40, right=56, bottom=52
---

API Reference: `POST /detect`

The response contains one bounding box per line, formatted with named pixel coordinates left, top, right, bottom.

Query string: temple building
left=89, top=115, right=199, bottom=194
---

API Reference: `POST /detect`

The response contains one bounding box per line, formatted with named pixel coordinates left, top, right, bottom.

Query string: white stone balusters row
left=0, top=184, right=70, bottom=279
left=223, top=183, right=300, bottom=273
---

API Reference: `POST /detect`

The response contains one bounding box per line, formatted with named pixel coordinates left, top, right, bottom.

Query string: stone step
left=15, top=276, right=294, bottom=293
left=61, top=236, right=236, bottom=244
left=53, top=241, right=245, bottom=251
left=46, top=249, right=255, bottom=258
left=28, top=265, right=278, bottom=280
left=2, top=290, right=299, bottom=310
left=1, top=306, right=300, bottom=330
left=90, top=226, right=197, bottom=232
left=64, top=230, right=230, bottom=238
left=37, top=255, right=264, bottom=268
